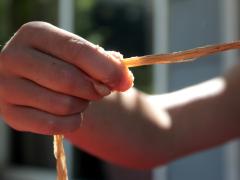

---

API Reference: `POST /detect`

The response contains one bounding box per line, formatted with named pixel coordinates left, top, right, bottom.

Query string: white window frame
left=152, top=0, right=169, bottom=180
left=221, top=0, right=240, bottom=180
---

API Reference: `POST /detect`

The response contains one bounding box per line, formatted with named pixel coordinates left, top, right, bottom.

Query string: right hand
left=0, top=22, right=133, bottom=135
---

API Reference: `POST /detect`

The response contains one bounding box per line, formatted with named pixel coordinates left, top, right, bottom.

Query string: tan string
left=53, top=113, right=84, bottom=180
left=54, top=135, right=68, bottom=180
left=124, top=41, right=240, bottom=67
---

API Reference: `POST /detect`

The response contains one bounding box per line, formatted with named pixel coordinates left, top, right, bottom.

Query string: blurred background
left=0, top=0, right=239, bottom=180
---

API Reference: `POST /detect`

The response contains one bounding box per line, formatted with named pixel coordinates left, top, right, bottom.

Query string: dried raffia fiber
left=54, top=135, right=68, bottom=180
left=124, top=41, right=240, bottom=67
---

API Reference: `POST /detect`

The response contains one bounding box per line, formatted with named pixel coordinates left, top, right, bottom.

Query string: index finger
left=16, top=22, right=133, bottom=91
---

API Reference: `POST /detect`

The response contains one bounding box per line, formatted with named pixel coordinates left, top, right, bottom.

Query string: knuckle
left=58, top=68, right=77, bottom=92
left=18, top=22, right=34, bottom=33
left=18, top=21, right=49, bottom=35
left=57, top=96, right=76, bottom=115
left=16, top=21, right=52, bottom=44
left=46, top=115, right=81, bottom=134
left=55, top=96, right=89, bottom=115
left=63, top=37, right=88, bottom=63
left=15, top=22, right=37, bottom=38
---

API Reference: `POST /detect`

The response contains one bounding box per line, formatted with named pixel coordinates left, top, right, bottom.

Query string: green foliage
left=76, top=0, right=95, bottom=11
left=0, top=0, right=10, bottom=46
left=74, top=0, right=95, bottom=39
left=9, top=0, right=58, bottom=32
left=0, top=0, right=58, bottom=48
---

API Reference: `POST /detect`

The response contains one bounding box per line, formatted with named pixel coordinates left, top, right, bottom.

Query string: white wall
left=152, top=0, right=240, bottom=179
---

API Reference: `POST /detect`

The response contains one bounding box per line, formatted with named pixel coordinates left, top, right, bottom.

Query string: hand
left=0, top=22, right=133, bottom=135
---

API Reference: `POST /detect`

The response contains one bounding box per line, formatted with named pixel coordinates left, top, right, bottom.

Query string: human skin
left=0, top=22, right=240, bottom=169
left=65, top=75, right=240, bottom=169
left=0, top=21, right=133, bottom=134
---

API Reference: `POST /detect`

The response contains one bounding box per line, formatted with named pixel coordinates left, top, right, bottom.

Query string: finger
left=1, top=46, right=111, bottom=100
left=1, top=103, right=82, bottom=135
left=107, top=51, right=123, bottom=59
left=17, top=22, right=133, bottom=91
left=0, top=76, right=89, bottom=116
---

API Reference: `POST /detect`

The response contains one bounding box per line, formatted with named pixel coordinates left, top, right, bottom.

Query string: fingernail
left=93, top=82, right=111, bottom=96
left=128, top=69, right=134, bottom=84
